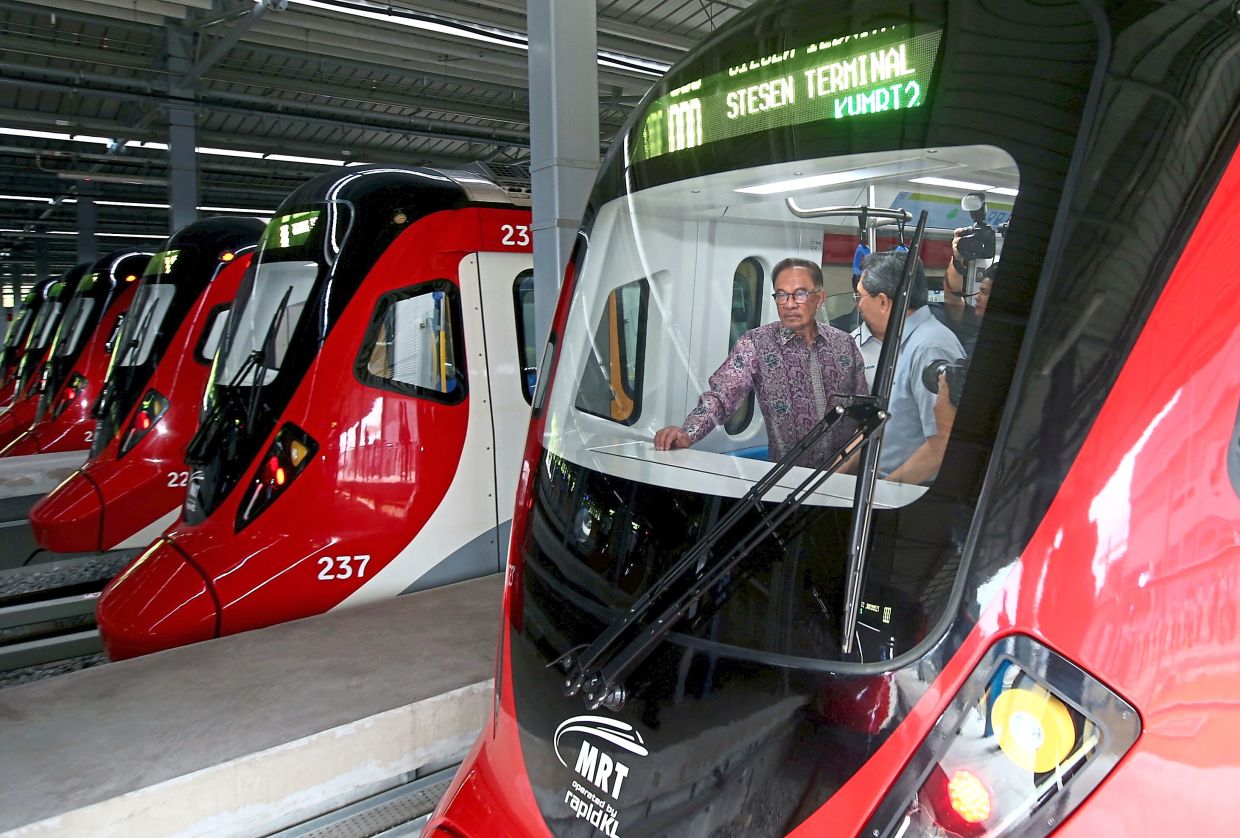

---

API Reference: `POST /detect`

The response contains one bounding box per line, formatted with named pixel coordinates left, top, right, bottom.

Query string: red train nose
left=97, top=539, right=220, bottom=660
left=28, top=471, right=104, bottom=553
left=0, top=429, right=43, bottom=457
left=0, top=410, right=20, bottom=450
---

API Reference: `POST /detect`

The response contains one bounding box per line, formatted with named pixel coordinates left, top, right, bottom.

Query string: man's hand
left=654, top=426, right=692, bottom=451
left=934, top=373, right=956, bottom=437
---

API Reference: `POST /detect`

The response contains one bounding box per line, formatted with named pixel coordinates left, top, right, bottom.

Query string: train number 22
left=318, top=554, right=371, bottom=581
left=500, top=224, right=530, bottom=247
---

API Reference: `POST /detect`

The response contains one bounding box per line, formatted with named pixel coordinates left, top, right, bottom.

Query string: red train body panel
left=428, top=2, right=1240, bottom=836
left=29, top=237, right=257, bottom=553
left=98, top=167, right=534, bottom=659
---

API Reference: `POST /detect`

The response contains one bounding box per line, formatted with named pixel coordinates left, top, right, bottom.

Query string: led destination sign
left=261, top=210, right=321, bottom=251
left=636, top=25, right=942, bottom=161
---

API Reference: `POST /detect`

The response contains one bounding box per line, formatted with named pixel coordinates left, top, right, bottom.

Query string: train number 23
left=500, top=224, right=530, bottom=247
left=318, top=554, right=371, bottom=581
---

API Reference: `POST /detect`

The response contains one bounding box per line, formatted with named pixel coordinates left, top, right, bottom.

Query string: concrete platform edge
left=1, top=679, right=492, bottom=838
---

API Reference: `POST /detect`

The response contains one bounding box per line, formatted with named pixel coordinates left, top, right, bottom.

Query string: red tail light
left=863, top=636, right=1140, bottom=838
left=52, top=372, right=87, bottom=418
left=235, top=423, right=317, bottom=531
left=118, top=390, right=169, bottom=456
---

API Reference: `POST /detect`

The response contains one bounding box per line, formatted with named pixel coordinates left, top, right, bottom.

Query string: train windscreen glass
left=112, top=284, right=176, bottom=368
left=54, top=297, right=98, bottom=358
left=221, top=209, right=326, bottom=387
left=28, top=300, right=63, bottom=350
left=542, top=142, right=1016, bottom=663
left=4, top=306, right=34, bottom=350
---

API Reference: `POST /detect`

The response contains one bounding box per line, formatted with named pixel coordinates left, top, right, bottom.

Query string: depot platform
left=0, top=451, right=89, bottom=568
left=0, top=573, right=502, bottom=837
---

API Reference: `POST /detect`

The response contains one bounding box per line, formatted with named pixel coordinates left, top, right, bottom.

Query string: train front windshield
left=220, top=210, right=328, bottom=388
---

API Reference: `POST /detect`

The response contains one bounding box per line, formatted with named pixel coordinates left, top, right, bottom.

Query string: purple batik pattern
left=682, top=321, right=869, bottom=469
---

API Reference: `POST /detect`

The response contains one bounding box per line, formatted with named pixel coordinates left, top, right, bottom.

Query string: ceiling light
left=197, top=146, right=264, bottom=159
left=267, top=153, right=346, bottom=166
left=988, top=186, right=1019, bottom=197
left=737, top=159, right=959, bottom=195
left=287, top=0, right=668, bottom=74
left=0, top=194, right=53, bottom=203
left=910, top=176, right=996, bottom=192
left=200, top=206, right=275, bottom=214
left=95, top=200, right=170, bottom=209
left=97, top=232, right=169, bottom=239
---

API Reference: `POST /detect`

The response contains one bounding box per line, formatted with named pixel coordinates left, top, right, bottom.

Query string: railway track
left=0, top=550, right=138, bottom=685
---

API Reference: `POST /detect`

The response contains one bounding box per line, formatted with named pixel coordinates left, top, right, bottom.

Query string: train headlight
left=52, top=372, right=87, bottom=419
left=235, top=422, right=318, bottom=531
left=118, top=390, right=169, bottom=457
left=863, top=635, right=1140, bottom=838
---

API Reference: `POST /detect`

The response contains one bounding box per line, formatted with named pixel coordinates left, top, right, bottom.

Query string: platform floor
left=0, top=573, right=503, bottom=837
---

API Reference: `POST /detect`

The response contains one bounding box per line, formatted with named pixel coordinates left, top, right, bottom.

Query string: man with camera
left=853, top=251, right=965, bottom=485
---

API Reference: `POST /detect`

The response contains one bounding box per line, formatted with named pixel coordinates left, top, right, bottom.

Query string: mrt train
left=28, top=217, right=263, bottom=553
left=0, top=269, right=76, bottom=420
left=428, top=1, right=1240, bottom=836
left=97, top=166, right=536, bottom=659
left=0, top=255, right=146, bottom=453
left=1, top=277, right=58, bottom=407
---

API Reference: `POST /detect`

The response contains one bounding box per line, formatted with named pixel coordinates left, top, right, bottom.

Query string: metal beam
left=190, top=0, right=282, bottom=79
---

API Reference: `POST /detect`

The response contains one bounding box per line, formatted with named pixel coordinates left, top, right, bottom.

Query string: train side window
left=513, top=270, right=537, bottom=403
left=575, top=278, right=649, bottom=425
left=724, top=257, right=764, bottom=435
left=195, top=304, right=231, bottom=364
left=354, top=280, right=466, bottom=404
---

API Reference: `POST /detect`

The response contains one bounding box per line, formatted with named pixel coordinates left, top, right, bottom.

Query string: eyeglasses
left=771, top=288, right=821, bottom=304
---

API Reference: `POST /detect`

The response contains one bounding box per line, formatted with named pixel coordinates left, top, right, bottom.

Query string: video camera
left=955, top=192, right=996, bottom=262
left=921, top=357, right=969, bottom=407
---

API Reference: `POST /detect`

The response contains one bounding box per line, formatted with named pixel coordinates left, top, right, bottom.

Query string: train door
left=473, top=251, right=536, bottom=561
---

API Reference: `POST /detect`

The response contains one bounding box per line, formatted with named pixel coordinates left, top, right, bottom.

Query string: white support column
left=527, top=0, right=600, bottom=349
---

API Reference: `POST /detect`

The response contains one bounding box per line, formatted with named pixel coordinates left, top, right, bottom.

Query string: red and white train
left=28, top=217, right=264, bottom=553
left=0, top=269, right=76, bottom=425
left=0, top=252, right=148, bottom=454
left=428, top=1, right=1240, bottom=836
left=1, top=277, right=59, bottom=408
left=97, top=166, right=536, bottom=659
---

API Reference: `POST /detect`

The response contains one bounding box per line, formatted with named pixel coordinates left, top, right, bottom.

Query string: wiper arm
left=244, top=285, right=294, bottom=433
left=840, top=211, right=929, bottom=654
left=185, top=286, right=292, bottom=463
left=562, top=395, right=887, bottom=711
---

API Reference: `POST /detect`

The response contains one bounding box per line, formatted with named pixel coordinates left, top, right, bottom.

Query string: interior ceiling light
left=910, top=176, right=1019, bottom=197
left=287, top=0, right=670, bottom=75
left=736, top=160, right=961, bottom=195
left=0, top=194, right=53, bottom=203
left=267, top=153, right=346, bottom=166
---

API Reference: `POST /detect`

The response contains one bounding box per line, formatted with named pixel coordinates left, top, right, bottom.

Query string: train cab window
left=723, top=257, right=764, bottom=435
left=220, top=261, right=316, bottom=387
left=513, top=270, right=537, bottom=403
left=195, top=304, right=231, bottom=364
left=114, top=284, right=176, bottom=367
left=55, top=297, right=98, bottom=358
left=5, top=304, right=34, bottom=349
left=574, top=278, right=649, bottom=425
left=355, top=281, right=466, bottom=403
left=28, top=300, right=62, bottom=349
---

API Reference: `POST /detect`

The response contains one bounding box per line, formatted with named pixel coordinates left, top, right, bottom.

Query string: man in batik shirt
left=654, top=257, right=868, bottom=469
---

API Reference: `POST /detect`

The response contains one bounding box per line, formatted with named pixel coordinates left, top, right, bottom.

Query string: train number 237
left=317, top=554, right=371, bottom=581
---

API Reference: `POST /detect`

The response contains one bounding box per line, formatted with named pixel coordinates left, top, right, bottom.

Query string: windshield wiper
left=245, top=285, right=293, bottom=433
left=562, top=395, right=887, bottom=710
left=185, top=286, right=293, bottom=464
left=840, top=211, right=928, bottom=654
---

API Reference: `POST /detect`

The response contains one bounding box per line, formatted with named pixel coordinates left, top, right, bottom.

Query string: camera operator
left=933, top=192, right=998, bottom=353
left=853, top=251, right=965, bottom=485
